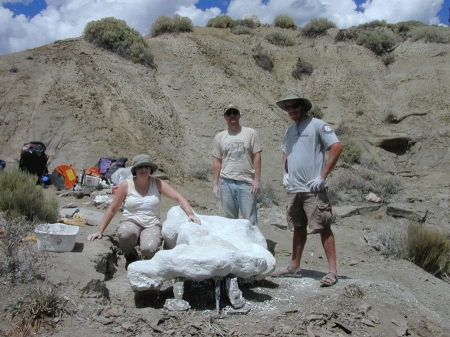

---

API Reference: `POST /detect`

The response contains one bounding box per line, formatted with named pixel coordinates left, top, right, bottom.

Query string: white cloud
left=0, top=0, right=446, bottom=55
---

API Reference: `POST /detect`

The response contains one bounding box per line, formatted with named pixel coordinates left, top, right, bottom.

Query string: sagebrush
left=274, top=15, right=296, bottom=29
left=0, top=168, right=59, bottom=223
left=253, top=45, right=274, bottom=71
left=150, top=14, right=194, bottom=37
left=257, top=181, right=278, bottom=207
left=356, top=30, right=398, bottom=55
left=84, top=17, right=154, bottom=67
left=301, top=18, right=336, bottom=38
left=206, top=15, right=235, bottom=29
left=265, top=31, right=295, bottom=46
left=83, top=17, right=153, bottom=66
left=292, top=58, right=313, bottom=79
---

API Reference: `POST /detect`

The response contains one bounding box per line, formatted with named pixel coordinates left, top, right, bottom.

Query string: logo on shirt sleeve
left=321, top=124, right=333, bottom=134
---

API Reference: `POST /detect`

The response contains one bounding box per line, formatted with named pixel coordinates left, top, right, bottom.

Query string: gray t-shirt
left=281, top=117, right=339, bottom=193
left=210, top=126, right=262, bottom=184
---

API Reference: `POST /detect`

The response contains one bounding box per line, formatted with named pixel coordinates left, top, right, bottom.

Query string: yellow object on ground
left=59, top=216, right=86, bottom=227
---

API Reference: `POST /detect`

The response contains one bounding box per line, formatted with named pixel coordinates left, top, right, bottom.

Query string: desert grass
left=407, top=223, right=450, bottom=278
left=6, top=281, right=73, bottom=335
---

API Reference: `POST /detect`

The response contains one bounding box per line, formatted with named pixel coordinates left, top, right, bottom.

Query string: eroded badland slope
left=1, top=25, right=450, bottom=336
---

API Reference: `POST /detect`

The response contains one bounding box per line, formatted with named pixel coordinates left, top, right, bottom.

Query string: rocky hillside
left=0, top=25, right=449, bottom=224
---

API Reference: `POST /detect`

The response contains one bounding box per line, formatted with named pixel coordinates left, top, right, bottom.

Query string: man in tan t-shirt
left=210, top=104, right=262, bottom=226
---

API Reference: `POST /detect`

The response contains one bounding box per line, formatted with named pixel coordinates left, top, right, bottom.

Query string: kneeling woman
left=87, top=154, right=201, bottom=266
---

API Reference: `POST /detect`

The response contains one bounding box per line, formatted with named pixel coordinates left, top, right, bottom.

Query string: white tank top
left=122, top=176, right=161, bottom=227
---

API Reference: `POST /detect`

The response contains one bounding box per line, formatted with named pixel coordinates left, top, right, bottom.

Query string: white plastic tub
left=35, top=223, right=79, bottom=252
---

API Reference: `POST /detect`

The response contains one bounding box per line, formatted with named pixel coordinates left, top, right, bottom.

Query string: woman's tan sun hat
left=276, top=88, right=312, bottom=112
left=131, top=154, right=158, bottom=175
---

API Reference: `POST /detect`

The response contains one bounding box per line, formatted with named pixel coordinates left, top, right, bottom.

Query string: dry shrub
left=172, top=14, right=194, bottom=33
left=150, top=14, right=194, bottom=37
left=334, top=122, right=350, bottom=136
left=235, top=18, right=256, bottom=29
left=231, top=26, right=254, bottom=36
left=308, top=104, right=323, bottom=119
left=357, top=19, right=388, bottom=30
left=0, top=213, right=46, bottom=283
left=409, top=26, right=450, bottom=44
left=0, top=168, right=59, bottom=223
left=407, top=223, right=450, bottom=278
left=329, top=163, right=403, bottom=204
left=339, top=137, right=361, bottom=164
left=84, top=17, right=154, bottom=67
left=382, top=53, right=395, bottom=66
left=265, top=31, right=295, bottom=46
left=335, top=28, right=358, bottom=42
left=292, top=58, right=313, bottom=79
left=257, top=181, right=278, bottom=207
left=301, top=18, right=336, bottom=38
left=375, top=222, right=407, bottom=259
left=274, top=14, right=296, bottom=29
left=356, top=30, right=398, bottom=55
left=192, top=165, right=211, bottom=181
left=206, top=15, right=235, bottom=29
left=253, top=45, right=273, bottom=71
left=150, top=15, right=173, bottom=36
left=384, top=111, right=398, bottom=123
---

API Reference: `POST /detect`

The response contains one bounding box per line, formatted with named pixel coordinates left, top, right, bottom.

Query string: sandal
left=320, top=271, right=338, bottom=287
left=271, top=265, right=302, bottom=278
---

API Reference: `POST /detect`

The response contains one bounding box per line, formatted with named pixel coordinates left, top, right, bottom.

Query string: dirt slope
left=0, top=25, right=450, bottom=336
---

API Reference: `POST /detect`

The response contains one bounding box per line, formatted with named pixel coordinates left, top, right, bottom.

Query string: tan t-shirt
left=210, top=127, right=262, bottom=184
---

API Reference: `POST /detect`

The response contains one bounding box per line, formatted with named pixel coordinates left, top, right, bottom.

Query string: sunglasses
left=225, top=109, right=239, bottom=116
left=285, top=102, right=301, bottom=111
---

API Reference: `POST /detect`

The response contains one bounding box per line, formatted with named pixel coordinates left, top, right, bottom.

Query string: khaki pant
left=116, top=220, right=162, bottom=259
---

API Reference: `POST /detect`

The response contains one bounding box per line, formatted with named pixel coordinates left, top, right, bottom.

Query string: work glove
left=213, top=185, right=221, bottom=200
left=307, top=176, right=326, bottom=192
left=251, top=180, right=260, bottom=196
left=283, top=173, right=289, bottom=188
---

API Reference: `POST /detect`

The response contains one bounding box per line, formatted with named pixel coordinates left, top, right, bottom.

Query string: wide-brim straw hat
left=276, top=88, right=312, bottom=112
left=131, top=154, right=158, bottom=175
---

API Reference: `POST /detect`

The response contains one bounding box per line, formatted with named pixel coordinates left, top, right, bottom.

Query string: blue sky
left=1, top=0, right=448, bottom=55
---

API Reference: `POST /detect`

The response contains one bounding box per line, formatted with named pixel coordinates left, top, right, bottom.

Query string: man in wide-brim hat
left=271, top=88, right=343, bottom=287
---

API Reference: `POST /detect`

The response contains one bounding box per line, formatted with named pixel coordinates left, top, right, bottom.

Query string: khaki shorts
left=286, top=191, right=333, bottom=231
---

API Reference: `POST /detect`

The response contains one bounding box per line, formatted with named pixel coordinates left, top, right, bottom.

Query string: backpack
left=104, top=157, right=128, bottom=181
left=95, top=157, right=115, bottom=177
left=19, top=141, right=49, bottom=178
